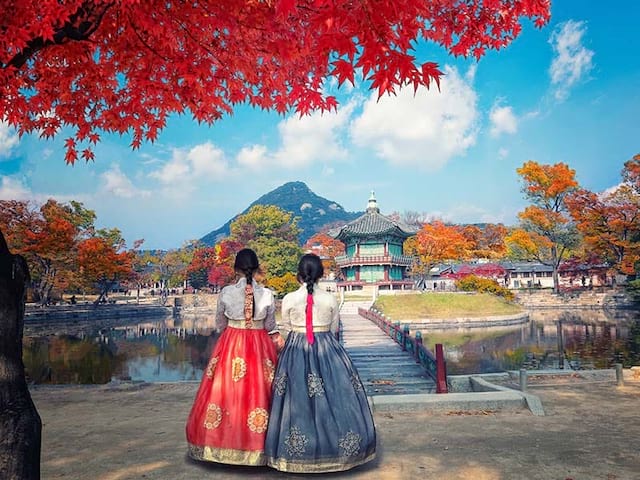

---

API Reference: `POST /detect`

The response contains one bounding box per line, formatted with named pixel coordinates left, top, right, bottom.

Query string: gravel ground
left=30, top=370, right=640, bottom=480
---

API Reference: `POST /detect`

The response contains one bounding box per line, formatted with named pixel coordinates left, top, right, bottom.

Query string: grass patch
left=373, top=292, right=523, bottom=320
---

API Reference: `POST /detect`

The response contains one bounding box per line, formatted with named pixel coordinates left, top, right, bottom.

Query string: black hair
left=297, top=253, right=324, bottom=296
left=234, top=248, right=259, bottom=318
left=234, top=248, right=259, bottom=283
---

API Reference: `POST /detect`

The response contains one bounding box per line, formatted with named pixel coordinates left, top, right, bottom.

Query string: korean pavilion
left=332, top=192, right=416, bottom=292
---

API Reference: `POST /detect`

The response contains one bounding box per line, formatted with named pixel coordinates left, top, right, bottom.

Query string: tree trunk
left=0, top=230, right=42, bottom=480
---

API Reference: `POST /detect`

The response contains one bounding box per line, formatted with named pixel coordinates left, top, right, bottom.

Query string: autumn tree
left=505, top=161, right=581, bottom=292
left=461, top=223, right=509, bottom=259
left=77, top=229, right=136, bottom=305
left=0, top=199, right=96, bottom=304
left=303, top=232, right=346, bottom=279
left=186, top=245, right=218, bottom=290
left=405, top=220, right=472, bottom=283
left=566, top=155, right=640, bottom=278
left=1, top=1, right=550, bottom=163
left=206, top=239, right=243, bottom=291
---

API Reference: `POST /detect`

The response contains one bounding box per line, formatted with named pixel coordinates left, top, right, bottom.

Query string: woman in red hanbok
left=186, top=248, right=277, bottom=466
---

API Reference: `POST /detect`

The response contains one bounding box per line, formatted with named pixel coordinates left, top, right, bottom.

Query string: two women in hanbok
left=186, top=250, right=376, bottom=473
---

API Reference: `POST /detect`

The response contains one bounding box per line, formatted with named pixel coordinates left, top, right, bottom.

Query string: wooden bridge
left=340, top=300, right=437, bottom=395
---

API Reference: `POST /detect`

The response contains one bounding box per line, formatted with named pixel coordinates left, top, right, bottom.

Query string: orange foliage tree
left=566, top=155, right=640, bottom=277
left=505, top=161, right=581, bottom=292
left=207, top=239, right=243, bottom=291
left=0, top=199, right=97, bottom=304
left=77, top=230, right=136, bottom=304
left=303, top=232, right=345, bottom=279
left=461, top=223, right=508, bottom=259
left=1, top=0, right=550, bottom=163
left=186, top=246, right=218, bottom=290
left=405, top=220, right=471, bottom=281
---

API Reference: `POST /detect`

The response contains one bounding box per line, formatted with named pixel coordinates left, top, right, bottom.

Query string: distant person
left=185, top=248, right=278, bottom=466
left=70, top=295, right=76, bottom=305
left=265, top=253, right=376, bottom=473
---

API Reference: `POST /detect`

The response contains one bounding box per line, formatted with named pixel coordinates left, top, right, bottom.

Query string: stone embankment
left=401, top=312, right=530, bottom=330
left=24, top=302, right=172, bottom=335
left=515, top=288, right=636, bottom=310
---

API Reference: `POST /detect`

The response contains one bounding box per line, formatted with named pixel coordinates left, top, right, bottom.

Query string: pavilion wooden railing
left=358, top=307, right=448, bottom=393
left=335, top=254, right=414, bottom=267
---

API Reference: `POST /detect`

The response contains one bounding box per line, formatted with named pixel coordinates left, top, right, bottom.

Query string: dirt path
left=31, top=376, right=640, bottom=480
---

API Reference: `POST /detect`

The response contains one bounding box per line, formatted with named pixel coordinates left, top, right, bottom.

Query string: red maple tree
left=1, top=0, right=550, bottom=163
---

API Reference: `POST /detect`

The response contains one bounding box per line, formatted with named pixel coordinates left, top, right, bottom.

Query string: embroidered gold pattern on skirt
left=274, top=373, right=287, bottom=396
left=205, top=356, right=219, bottom=379
left=307, top=373, right=325, bottom=397
left=350, top=372, right=363, bottom=392
left=203, top=403, right=223, bottom=430
left=284, top=426, right=308, bottom=457
left=338, top=431, right=362, bottom=457
left=247, top=407, right=269, bottom=434
left=231, top=357, right=247, bottom=382
left=263, top=358, right=275, bottom=383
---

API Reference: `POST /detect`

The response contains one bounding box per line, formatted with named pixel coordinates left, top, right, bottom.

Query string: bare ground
left=30, top=373, right=640, bottom=480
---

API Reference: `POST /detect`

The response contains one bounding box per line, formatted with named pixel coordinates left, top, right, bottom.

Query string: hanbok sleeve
left=264, top=292, right=277, bottom=333
left=329, top=295, right=340, bottom=334
left=214, top=292, right=228, bottom=333
left=278, top=294, right=293, bottom=338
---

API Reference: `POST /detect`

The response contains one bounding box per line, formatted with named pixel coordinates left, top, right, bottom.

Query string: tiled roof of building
left=332, top=191, right=417, bottom=240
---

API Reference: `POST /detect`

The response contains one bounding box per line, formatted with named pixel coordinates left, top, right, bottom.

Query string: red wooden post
left=435, top=343, right=448, bottom=394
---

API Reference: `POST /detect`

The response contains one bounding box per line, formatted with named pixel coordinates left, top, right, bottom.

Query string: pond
left=23, top=309, right=640, bottom=384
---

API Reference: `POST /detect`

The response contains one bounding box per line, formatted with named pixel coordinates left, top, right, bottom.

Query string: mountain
left=199, top=181, right=362, bottom=246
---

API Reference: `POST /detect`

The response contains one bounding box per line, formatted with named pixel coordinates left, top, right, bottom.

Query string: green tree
left=230, top=205, right=302, bottom=281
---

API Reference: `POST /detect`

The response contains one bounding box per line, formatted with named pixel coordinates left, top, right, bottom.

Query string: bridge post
left=435, top=343, right=448, bottom=394
left=402, top=324, right=410, bottom=351
left=415, top=331, right=422, bottom=362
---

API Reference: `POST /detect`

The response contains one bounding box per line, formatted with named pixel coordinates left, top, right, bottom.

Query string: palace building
left=332, top=192, right=416, bottom=292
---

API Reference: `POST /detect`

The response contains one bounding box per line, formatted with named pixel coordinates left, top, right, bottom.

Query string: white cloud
left=549, top=20, right=594, bottom=101
left=100, top=165, right=151, bottom=199
left=0, top=122, right=19, bottom=158
left=489, top=104, right=518, bottom=137
left=498, top=148, right=509, bottom=159
left=149, top=141, right=229, bottom=186
left=271, top=101, right=355, bottom=168
left=237, top=144, right=268, bottom=168
left=349, top=65, right=479, bottom=170
left=0, top=176, right=31, bottom=200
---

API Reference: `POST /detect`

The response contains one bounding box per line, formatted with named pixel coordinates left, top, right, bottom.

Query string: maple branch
left=3, top=2, right=114, bottom=70
left=127, top=16, right=172, bottom=63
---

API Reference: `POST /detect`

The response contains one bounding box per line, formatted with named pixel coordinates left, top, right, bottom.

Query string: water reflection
left=422, top=309, right=640, bottom=375
left=23, top=309, right=640, bottom=384
left=24, top=315, right=219, bottom=384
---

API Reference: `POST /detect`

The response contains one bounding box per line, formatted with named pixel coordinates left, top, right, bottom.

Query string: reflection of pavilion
left=111, top=316, right=217, bottom=340
left=332, top=192, right=416, bottom=293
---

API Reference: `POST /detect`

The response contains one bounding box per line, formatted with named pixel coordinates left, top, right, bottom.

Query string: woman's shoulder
left=254, top=282, right=274, bottom=297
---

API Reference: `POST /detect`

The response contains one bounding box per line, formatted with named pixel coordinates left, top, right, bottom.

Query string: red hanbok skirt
left=186, top=323, right=277, bottom=465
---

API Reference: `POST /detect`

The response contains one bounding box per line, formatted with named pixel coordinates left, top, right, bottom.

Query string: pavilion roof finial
left=366, top=190, right=379, bottom=213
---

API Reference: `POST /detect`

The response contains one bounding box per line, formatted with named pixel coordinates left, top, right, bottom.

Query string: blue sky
left=1, top=2, right=639, bottom=250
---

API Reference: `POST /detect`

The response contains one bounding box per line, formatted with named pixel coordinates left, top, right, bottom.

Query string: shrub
left=455, top=275, right=515, bottom=302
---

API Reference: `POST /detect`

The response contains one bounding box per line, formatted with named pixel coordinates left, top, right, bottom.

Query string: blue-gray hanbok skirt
left=265, top=330, right=376, bottom=473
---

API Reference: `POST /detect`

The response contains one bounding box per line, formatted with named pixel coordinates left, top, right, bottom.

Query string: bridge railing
left=358, top=307, right=448, bottom=393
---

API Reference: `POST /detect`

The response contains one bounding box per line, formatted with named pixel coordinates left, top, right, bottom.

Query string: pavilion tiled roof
left=330, top=191, right=417, bottom=241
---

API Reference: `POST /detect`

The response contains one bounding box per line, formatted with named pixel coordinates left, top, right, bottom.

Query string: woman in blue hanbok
left=265, top=254, right=376, bottom=473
